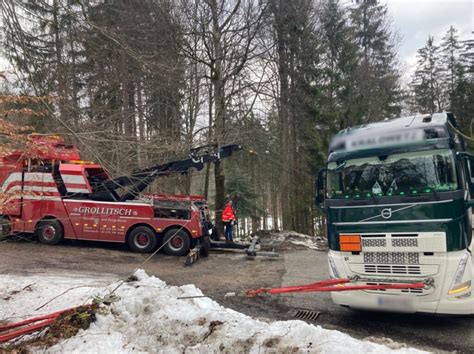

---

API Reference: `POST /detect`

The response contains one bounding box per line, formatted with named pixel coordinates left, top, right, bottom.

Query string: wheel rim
left=169, top=235, right=184, bottom=251
left=135, top=233, right=150, bottom=248
left=42, top=225, right=56, bottom=241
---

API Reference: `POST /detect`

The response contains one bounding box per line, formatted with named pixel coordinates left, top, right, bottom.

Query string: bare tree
left=179, top=0, right=267, bottom=236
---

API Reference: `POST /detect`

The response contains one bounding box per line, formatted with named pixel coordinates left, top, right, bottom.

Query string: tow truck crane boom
left=89, top=144, right=242, bottom=201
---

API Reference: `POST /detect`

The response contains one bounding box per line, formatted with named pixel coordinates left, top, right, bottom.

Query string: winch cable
left=242, top=278, right=428, bottom=297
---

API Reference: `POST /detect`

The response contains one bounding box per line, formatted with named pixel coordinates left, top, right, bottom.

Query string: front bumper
left=331, top=290, right=474, bottom=314
left=328, top=247, right=474, bottom=315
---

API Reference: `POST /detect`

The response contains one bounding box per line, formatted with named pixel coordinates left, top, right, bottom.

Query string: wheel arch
left=35, top=215, right=64, bottom=232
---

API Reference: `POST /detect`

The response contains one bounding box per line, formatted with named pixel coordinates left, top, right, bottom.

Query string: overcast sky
left=382, top=0, right=473, bottom=83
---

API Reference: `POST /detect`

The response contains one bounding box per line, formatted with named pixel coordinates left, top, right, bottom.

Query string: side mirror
left=457, top=152, right=474, bottom=198
left=466, top=200, right=474, bottom=209
left=315, top=168, right=326, bottom=209
left=468, top=159, right=474, bottom=198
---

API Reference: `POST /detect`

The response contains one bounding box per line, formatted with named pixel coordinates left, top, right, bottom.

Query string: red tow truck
left=0, top=134, right=241, bottom=255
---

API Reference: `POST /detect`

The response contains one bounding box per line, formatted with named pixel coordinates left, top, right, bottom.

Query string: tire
left=36, top=219, right=63, bottom=245
left=128, top=226, right=158, bottom=253
left=0, top=216, right=11, bottom=240
left=162, top=228, right=191, bottom=256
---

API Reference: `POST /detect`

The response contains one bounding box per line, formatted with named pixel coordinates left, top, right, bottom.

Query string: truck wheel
left=37, top=219, right=63, bottom=245
left=128, top=226, right=157, bottom=253
left=0, top=216, right=11, bottom=240
left=163, top=228, right=190, bottom=256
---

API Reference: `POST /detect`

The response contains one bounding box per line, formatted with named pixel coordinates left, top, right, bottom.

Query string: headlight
left=448, top=252, right=471, bottom=295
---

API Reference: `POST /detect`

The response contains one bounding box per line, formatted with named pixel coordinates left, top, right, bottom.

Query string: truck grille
left=361, top=239, right=386, bottom=247
left=391, top=238, right=418, bottom=247
left=364, top=252, right=419, bottom=264
left=360, top=234, right=419, bottom=248
left=364, top=264, right=421, bottom=275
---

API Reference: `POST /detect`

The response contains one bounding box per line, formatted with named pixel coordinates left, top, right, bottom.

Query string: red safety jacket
left=222, top=203, right=236, bottom=222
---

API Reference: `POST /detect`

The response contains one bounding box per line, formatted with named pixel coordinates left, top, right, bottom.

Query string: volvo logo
left=381, top=208, right=392, bottom=219
left=357, top=204, right=415, bottom=223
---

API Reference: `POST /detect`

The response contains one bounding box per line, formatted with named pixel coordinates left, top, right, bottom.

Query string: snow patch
left=1, top=271, right=424, bottom=353
left=256, top=230, right=328, bottom=251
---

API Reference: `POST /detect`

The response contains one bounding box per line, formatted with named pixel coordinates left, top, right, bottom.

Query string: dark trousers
left=224, top=222, right=233, bottom=241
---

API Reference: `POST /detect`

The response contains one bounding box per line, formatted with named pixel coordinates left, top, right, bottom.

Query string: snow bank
left=1, top=271, right=424, bottom=353
left=0, top=273, right=112, bottom=321
left=256, top=230, right=328, bottom=251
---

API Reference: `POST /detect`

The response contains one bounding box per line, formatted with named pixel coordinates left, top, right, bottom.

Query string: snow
left=256, top=230, right=328, bottom=251
left=0, top=273, right=114, bottom=321
left=1, top=270, right=426, bottom=353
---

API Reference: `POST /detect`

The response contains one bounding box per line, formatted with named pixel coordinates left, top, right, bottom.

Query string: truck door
left=99, top=206, right=118, bottom=242
left=81, top=203, right=102, bottom=240
left=22, top=170, right=60, bottom=233
left=63, top=201, right=101, bottom=240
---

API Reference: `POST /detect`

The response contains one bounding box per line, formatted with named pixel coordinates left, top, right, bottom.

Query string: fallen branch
left=35, top=286, right=92, bottom=311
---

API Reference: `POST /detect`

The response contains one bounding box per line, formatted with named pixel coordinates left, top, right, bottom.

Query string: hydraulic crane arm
left=90, top=144, right=242, bottom=202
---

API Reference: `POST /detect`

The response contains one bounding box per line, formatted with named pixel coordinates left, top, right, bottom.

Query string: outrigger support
left=209, top=236, right=279, bottom=257
left=185, top=236, right=279, bottom=266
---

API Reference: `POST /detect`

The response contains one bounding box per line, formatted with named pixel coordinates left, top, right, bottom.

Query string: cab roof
left=328, top=113, right=458, bottom=161
left=333, top=113, right=456, bottom=138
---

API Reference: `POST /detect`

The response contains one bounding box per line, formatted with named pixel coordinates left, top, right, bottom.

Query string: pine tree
left=349, top=0, right=401, bottom=121
left=451, top=37, right=474, bottom=136
left=410, top=36, right=444, bottom=113
left=319, top=0, right=360, bottom=129
left=1, top=0, right=82, bottom=126
left=440, top=26, right=461, bottom=106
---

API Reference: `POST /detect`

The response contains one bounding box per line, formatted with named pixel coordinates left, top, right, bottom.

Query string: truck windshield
left=327, top=149, right=458, bottom=199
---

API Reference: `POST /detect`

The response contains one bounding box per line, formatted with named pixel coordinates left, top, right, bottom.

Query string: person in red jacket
left=222, top=200, right=236, bottom=243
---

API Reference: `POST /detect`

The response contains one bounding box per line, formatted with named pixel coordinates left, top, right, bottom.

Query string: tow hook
left=424, top=277, right=435, bottom=289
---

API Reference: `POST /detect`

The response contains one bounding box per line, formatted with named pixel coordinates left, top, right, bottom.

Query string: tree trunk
left=273, top=0, right=291, bottom=231
left=210, top=0, right=226, bottom=238
left=52, top=0, right=66, bottom=122
left=204, top=81, right=213, bottom=200
left=136, top=80, right=145, bottom=166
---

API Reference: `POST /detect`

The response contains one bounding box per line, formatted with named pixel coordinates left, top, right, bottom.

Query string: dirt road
left=1, top=239, right=473, bottom=352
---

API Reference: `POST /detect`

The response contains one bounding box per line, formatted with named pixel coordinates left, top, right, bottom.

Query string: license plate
left=376, top=296, right=415, bottom=312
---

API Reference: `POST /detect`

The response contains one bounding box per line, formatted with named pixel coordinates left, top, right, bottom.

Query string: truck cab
left=317, top=113, right=474, bottom=314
